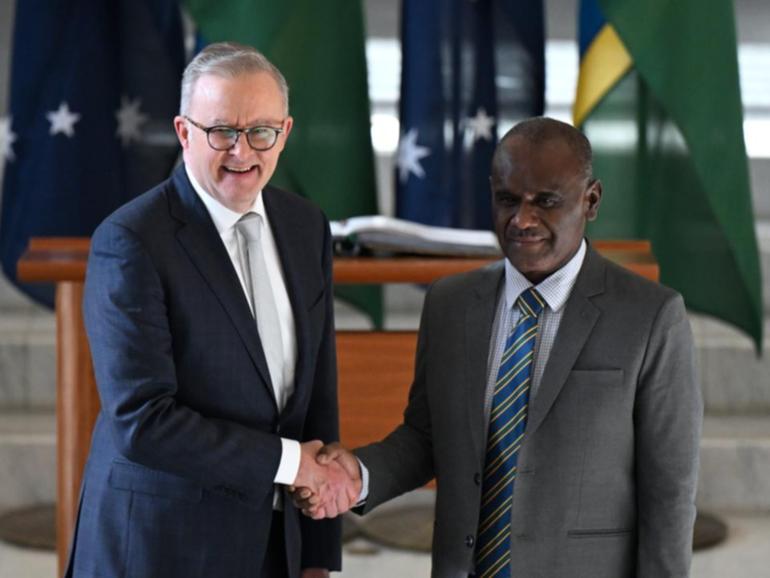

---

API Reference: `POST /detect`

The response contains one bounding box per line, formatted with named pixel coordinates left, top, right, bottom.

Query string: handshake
left=290, top=441, right=361, bottom=519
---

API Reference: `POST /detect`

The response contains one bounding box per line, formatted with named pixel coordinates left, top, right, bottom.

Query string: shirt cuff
left=274, top=438, right=301, bottom=485
left=356, top=458, right=369, bottom=504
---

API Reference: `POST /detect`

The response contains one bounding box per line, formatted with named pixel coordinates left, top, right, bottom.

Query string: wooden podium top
left=17, top=237, right=659, bottom=284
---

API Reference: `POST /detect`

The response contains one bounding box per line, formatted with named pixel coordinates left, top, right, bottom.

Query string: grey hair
left=179, top=42, right=289, bottom=116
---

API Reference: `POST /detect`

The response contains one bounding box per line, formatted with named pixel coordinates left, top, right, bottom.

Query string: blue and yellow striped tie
left=475, top=287, right=545, bottom=578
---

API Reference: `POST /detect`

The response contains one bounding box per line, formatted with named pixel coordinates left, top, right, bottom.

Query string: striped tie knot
left=516, top=287, right=545, bottom=319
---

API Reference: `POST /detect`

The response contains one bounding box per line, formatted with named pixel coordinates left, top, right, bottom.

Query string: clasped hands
left=290, top=441, right=360, bottom=519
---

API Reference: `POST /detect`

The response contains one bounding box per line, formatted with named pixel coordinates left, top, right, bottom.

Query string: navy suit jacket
left=67, top=165, right=341, bottom=578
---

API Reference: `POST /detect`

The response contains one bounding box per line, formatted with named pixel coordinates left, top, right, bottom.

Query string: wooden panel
left=337, top=331, right=417, bottom=448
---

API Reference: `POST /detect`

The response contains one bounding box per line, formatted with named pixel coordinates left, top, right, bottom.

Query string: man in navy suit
left=67, top=42, right=357, bottom=578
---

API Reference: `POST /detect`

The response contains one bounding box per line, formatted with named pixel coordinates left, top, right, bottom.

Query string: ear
left=283, top=115, right=294, bottom=140
left=173, top=116, right=190, bottom=149
left=272, top=116, right=293, bottom=154
left=585, top=179, right=602, bottom=221
left=283, top=116, right=294, bottom=146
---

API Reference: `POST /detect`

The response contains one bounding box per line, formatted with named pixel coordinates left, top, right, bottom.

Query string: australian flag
left=0, top=0, right=185, bottom=305
left=395, top=0, right=545, bottom=230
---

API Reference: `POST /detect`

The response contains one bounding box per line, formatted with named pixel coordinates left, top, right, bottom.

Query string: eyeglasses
left=184, top=116, right=285, bottom=151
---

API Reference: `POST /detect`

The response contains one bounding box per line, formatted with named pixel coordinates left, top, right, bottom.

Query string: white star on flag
left=466, top=107, right=495, bottom=142
left=0, top=116, right=17, bottom=161
left=116, top=96, right=148, bottom=146
left=397, top=128, right=431, bottom=183
left=46, top=102, right=81, bottom=137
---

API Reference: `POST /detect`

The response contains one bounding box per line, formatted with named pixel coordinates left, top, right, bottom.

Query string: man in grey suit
left=295, top=117, right=702, bottom=577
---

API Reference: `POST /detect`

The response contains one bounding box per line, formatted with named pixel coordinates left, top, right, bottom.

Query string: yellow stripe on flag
left=573, top=24, right=633, bottom=126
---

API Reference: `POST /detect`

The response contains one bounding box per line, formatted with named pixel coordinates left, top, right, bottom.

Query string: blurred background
left=0, top=0, right=768, bottom=576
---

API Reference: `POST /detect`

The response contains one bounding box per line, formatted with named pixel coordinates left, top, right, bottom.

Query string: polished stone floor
left=1, top=512, right=768, bottom=578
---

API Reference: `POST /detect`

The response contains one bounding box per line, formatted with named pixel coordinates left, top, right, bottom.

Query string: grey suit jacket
left=356, top=245, right=702, bottom=578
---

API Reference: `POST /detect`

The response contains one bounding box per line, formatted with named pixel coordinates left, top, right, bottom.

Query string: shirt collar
left=504, top=239, right=587, bottom=313
left=185, top=165, right=265, bottom=235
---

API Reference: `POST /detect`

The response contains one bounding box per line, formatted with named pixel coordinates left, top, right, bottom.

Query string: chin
left=508, top=255, right=551, bottom=277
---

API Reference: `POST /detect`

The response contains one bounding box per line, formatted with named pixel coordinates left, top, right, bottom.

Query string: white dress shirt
left=186, top=167, right=301, bottom=487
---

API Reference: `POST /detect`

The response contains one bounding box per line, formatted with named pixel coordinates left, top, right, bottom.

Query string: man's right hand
left=292, top=441, right=361, bottom=519
left=291, top=442, right=361, bottom=519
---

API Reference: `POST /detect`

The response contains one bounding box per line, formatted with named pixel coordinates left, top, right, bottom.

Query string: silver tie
left=235, top=213, right=284, bottom=391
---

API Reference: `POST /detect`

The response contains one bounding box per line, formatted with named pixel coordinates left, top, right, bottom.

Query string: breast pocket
left=568, top=368, right=624, bottom=388
left=568, top=369, right=628, bottom=429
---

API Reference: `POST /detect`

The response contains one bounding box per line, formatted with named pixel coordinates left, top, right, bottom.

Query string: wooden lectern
left=17, top=238, right=657, bottom=576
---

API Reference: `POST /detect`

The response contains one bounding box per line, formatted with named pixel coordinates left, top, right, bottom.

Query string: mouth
left=511, top=237, right=545, bottom=245
left=222, top=164, right=258, bottom=176
left=507, top=233, right=546, bottom=246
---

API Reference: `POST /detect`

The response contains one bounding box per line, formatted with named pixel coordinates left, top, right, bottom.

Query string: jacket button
left=474, top=472, right=481, bottom=485
left=465, top=535, right=475, bottom=548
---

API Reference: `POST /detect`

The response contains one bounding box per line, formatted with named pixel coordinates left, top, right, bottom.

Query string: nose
left=228, top=133, right=252, bottom=157
left=511, top=201, right=539, bottom=229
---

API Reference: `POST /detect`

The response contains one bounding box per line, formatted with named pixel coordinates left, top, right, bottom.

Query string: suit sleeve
left=353, top=283, right=437, bottom=512
left=84, top=220, right=282, bottom=501
left=297, top=218, right=343, bottom=571
left=634, top=293, right=702, bottom=577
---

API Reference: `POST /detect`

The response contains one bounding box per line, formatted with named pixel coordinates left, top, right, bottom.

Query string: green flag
left=183, top=0, right=382, bottom=326
left=575, top=0, right=763, bottom=351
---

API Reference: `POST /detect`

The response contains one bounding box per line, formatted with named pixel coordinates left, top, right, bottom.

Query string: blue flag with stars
left=0, top=0, right=185, bottom=305
left=395, top=0, right=545, bottom=230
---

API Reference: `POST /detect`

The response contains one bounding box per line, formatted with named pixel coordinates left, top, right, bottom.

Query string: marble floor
left=1, top=512, right=768, bottom=578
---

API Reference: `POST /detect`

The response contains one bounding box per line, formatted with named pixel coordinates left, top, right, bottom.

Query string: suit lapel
left=464, top=263, right=504, bottom=460
left=169, top=167, right=276, bottom=407
left=526, top=246, right=605, bottom=436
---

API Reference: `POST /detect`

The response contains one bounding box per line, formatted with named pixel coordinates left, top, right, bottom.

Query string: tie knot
left=516, top=287, right=545, bottom=318
left=236, top=212, right=262, bottom=243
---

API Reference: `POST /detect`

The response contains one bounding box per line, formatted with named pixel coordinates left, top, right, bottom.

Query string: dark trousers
left=261, top=511, right=288, bottom=578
